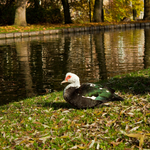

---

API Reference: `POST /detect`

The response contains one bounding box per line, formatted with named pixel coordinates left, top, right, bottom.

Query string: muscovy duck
left=61, top=72, right=123, bottom=109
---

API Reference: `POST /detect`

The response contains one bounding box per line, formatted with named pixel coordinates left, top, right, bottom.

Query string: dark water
left=0, top=27, right=150, bottom=105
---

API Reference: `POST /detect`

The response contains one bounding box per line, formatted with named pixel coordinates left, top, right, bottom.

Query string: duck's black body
left=63, top=83, right=123, bottom=109
left=61, top=73, right=123, bottom=109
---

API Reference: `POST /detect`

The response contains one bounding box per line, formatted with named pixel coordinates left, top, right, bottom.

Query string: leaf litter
left=0, top=69, right=150, bottom=149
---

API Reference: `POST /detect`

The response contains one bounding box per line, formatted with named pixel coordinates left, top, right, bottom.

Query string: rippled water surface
left=0, top=27, right=150, bottom=104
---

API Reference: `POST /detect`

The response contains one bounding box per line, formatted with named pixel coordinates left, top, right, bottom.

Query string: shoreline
left=0, top=21, right=150, bottom=39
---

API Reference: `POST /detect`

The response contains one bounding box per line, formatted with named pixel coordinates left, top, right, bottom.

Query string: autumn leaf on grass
left=70, top=145, right=86, bottom=150
left=120, top=130, right=150, bottom=148
left=110, top=141, right=122, bottom=147
left=39, top=135, right=51, bottom=144
left=14, top=136, right=34, bottom=145
left=106, top=119, right=117, bottom=127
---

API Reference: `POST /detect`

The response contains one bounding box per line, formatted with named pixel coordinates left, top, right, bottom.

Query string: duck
left=61, top=72, right=123, bottom=109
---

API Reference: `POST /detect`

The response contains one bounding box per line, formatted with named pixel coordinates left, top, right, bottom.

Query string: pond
left=0, top=27, right=150, bottom=105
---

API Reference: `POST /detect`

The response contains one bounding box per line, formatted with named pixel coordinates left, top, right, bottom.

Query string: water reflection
left=0, top=28, right=149, bottom=105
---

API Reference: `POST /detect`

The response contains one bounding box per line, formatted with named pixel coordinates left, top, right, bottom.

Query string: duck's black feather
left=63, top=83, right=123, bottom=109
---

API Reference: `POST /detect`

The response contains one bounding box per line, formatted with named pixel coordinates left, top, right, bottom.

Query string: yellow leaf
left=29, top=140, right=34, bottom=143
left=20, top=120, right=24, bottom=124
left=139, top=134, right=145, bottom=148
left=60, top=136, right=69, bottom=139
left=125, top=133, right=143, bottom=138
left=146, top=133, right=150, bottom=136
left=146, top=113, right=150, bottom=116
left=78, top=146, right=86, bottom=149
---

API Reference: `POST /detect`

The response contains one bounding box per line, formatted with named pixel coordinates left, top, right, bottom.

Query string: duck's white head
left=61, top=72, right=80, bottom=88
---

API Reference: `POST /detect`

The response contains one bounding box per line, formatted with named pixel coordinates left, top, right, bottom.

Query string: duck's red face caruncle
left=61, top=74, right=72, bottom=84
left=66, top=75, right=71, bottom=81
left=61, top=72, right=80, bottom=86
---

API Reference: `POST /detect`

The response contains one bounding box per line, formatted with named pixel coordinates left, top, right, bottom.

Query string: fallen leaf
left=129, top=126, right=140, bottom=132
left=89, top=139, right=95, bottom=148
left=139, top=134, right=145, bottom=148
left=125, top=133, right=143, bottom=138
left=106, top=119, right=117, bottom=127
left=110, top=141, right=122, bottom=147
left=39, top=135, right=51, bottom=143
left=60, top=135, right=69, bottom=139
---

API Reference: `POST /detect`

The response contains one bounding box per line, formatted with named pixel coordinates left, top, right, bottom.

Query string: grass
left=0, top=68, right=150, bottom=149
left=0, top=20, right=150, bottom=34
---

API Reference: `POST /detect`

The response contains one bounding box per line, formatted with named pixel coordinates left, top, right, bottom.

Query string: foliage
left=26, top=0, right=63, bottom=24
left=0, top=68, right=150, bottom=149
left=26, top=6, right=63, bottom=24
left=104, top=0, right=144, bottom=22
left=0, top=4, right=16, bottom=25
left=70, top=0, right=95, bottom=23
left=0, top=0, right=144, bottom=25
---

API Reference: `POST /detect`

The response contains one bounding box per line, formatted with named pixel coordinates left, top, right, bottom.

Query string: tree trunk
left=93, top=0, right=104, bottom=22
left=144, top=0, right=150, bottom=20
left=34, top=0, right=39, bottom=8
left=61, top=0, right=72, bottom=24
left=14, top=0, right=28, bottom=26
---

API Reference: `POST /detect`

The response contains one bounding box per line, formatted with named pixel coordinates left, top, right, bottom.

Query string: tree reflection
left=94, top=32, right=107, bottom=80
left=16, top=41, right=34, bottom=98
left=0, top=28, right=149, bottom=105
left=144, top=28, right=150, bottom=68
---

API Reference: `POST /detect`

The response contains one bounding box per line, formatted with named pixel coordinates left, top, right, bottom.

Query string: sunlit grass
left=0, top=69, right=150, bottom=149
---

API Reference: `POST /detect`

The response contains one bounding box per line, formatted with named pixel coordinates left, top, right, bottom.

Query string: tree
left=93, top=0, right=104, bottom=22
left=144, top=0, right=150, bottom=20
left=104, top=0, right=143, bottom=22
left=6, top=0, right=15, bottom=5
left=14, top=0, right=28, bottom=26
left=61, top=0, right=72, bottom=24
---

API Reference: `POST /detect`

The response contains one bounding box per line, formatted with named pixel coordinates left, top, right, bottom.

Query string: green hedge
left=0, top=4, right=63, bottom=25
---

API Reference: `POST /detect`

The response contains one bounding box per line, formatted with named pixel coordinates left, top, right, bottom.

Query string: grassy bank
left=0, top=20, right=150, bottom=34
left=0, top=68, right=150, bottom=149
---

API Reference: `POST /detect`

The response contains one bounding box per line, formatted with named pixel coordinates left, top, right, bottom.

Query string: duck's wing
left=77, top=83, right=114, bottom=101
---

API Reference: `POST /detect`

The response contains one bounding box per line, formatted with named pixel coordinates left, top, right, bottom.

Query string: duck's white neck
left=65, top=81, right=80, bottom=91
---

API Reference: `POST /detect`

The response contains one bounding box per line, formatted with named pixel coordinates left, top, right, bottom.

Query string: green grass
left=0, top=20, right=150, bottom=34
left=0, top=69, right=150, bottom=149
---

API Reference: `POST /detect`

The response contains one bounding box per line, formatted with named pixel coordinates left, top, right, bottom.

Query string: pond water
left=0, top=27, right=150, bottom=105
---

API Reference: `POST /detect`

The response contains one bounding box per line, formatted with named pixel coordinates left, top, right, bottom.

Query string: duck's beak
left=61, top=79, right=68, bottom=85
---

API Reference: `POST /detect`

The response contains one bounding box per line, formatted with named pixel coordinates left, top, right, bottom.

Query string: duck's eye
left=66, top=75, right=71, bottom=80
left=68, top=75, right=71, bottom=78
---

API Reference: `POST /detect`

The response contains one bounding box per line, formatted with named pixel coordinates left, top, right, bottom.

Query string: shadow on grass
left=40, top=101, right=112, bottom=110
left=38, top=101, right=76, bottom=110
left=100, top=76, right=150, bottom=95
left=40, top=100, right=116, bottom=110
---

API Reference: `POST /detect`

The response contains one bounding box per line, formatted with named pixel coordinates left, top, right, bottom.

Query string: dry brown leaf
left=39, top=135, right=51, bottom=143
left=110, top=140, right=122, bottom=147
left=106, top=119, right=117, bottom=127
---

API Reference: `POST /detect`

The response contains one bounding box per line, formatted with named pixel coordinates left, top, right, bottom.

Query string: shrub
left=0, top=4, right=16, bottom=25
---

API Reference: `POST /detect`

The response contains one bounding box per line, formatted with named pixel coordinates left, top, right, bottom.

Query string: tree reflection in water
left=0, top=27, right=149, bottom=105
